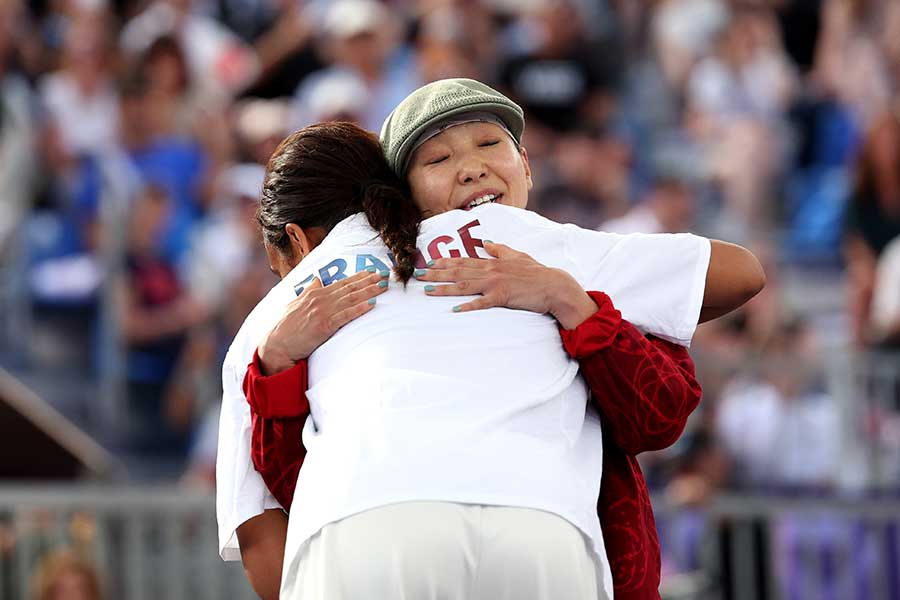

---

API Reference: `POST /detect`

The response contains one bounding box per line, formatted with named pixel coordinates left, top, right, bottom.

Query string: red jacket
left=243, top=291, right=702, bottom=599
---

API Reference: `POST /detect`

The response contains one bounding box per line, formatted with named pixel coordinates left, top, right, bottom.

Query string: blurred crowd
left=3, top=0, right=900, bottom=596
left=1, top=0, right=900, bottom=517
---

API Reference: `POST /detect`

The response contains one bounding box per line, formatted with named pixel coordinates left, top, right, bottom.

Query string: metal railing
left=656, top=493, right=900, bottom=600
left=0, top=485, right=255, bottom=600
left=1, top=485, right=898, bottom=600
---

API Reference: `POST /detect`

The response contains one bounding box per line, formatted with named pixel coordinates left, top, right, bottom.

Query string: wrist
left=257, top=338, right=297, bottom=376
left=547, top=269, right=599, bottom=330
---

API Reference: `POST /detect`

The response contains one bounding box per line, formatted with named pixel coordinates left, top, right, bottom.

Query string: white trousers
left=282, top=501, right=600, bottom=600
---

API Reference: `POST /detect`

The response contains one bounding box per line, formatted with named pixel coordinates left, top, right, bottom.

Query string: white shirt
left=39, top=73, right=119, bottom=157
left=216, top=205, right=710, bottom=598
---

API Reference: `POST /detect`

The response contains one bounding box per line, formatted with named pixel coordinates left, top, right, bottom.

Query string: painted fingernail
left=377, top=280, right=388, bottom=288
left=379, top=270, right=390, bottom=278
left=414, top=269, right=426, bottom=277
left=426, top=260, right=435, bottom=267
left=366, top=266, right=377, bottom=273
left=424, top=284, right=435, bottom=292
left=452, top=305, right=462, bottom=313
left=367, top=298, right=377, bottom=305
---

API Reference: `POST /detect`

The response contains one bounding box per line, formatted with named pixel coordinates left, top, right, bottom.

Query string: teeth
left=468, top=194, right=497, bottom=208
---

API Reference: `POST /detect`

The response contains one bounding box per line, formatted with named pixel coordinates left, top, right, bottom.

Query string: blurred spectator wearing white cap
left=289, top=69, right=367, bottom=129
left=233, top=97, right=288, bottom=165
left=295, top=0, right=418, bottom=131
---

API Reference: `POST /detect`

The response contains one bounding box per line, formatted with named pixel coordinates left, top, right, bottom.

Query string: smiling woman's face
left=405, top=121, right=533, bottom=218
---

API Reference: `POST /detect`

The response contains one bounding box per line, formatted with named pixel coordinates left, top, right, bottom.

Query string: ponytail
left=362, top=180, right=421, bottom=285
left=257, top=121, right=422, bottom=282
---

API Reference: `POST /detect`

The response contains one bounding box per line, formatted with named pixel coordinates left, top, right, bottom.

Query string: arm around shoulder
left=700, top=240, right=766, bottom=323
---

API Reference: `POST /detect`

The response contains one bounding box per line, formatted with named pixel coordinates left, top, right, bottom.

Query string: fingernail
left=366, top=266, right=376, bottom=273
left=414, top=269, right=426, bottom=277
left=424, top=284, right=435, bottom=292
left=484, top=239, right=493, bottom=244
left=377, top=280, right=388, bottom=288
left=452, top=305, right=461, bottom=313
left=426, top=260, right=435, bottom=267
left=367, top=298, right=377, bottom=305
left=379, top=270, right=390, bottom=278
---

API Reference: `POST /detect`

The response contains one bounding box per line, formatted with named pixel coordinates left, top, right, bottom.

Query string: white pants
left=282, top=501, right=600, bottom=600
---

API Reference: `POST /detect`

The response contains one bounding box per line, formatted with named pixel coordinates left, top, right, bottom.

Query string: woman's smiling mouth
left=466, top=193, right=502, bottom=210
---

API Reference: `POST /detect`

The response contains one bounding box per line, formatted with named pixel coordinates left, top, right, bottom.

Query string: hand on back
left=415, top=242, right=598, bottom=329
left=257, top=269, right=390, bottom=374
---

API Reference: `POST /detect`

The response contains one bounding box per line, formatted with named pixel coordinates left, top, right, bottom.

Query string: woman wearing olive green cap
left=377, top=78, right=761, bottom=325
left=227, top=80, right=764, bottom=600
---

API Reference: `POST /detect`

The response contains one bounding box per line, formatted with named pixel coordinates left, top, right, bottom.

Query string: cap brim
left=396, top=102, right=525, bottom=174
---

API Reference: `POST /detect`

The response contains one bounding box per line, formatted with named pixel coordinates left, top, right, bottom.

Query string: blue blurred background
left=1, top=0, right=899, bottom=598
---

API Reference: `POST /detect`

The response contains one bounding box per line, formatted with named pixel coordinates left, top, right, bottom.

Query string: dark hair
left=257, top=121, right=422, bottom=283
left=140, top=35, right=190, bottom=94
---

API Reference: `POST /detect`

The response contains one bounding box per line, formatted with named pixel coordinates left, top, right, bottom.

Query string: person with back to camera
left=217, top=80, right=766, bottom=599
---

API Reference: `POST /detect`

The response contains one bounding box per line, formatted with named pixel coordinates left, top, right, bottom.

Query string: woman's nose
left=458, top=163, right=488, bottom=184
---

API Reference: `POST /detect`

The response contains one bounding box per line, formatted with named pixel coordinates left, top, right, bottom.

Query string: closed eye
left=426, top=155, right=449, bottom=165
left=478, top=140, right=500, bottom=147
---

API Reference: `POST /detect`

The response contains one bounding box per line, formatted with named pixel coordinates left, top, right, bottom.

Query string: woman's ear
left=285, top=223, right=313, bottom=261
left=285, top=224, right=328, bottom=262
left=520, top=146, right=533, bottom=191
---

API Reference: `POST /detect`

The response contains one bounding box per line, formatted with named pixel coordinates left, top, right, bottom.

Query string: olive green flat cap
left=380, top=78, right=525, bottom=175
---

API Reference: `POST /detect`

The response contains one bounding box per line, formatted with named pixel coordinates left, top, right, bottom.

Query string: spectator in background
left=651, top=0, right=730, bottom=93
left=869, top=234, right=900, bottom=347
left=295, top=0, right=417, bottom=131
left=185, top=163, right=265, bottom=312
left=844, top=108, right=900, bottom=346
left=39, top=10, right=118, bottom=168
left=116, top=184, right=208, bottom=455
left=602, top=172, right=696, bottom=234
left=289, top=69, right=368, bottom=130
left=120, top=0, right=259, bottom=100
left=414, top=5, right=481, bottom=84
left=234, top=98, right=289, bottom=165
left=685, top=6, right=797, bottom=235
left=499, top=0, right=622, bottom=135
left=714, top=315, right=840, bottom=490
left=242, top=0, right=320, bottom=98
left=136, top=34, right=197, bottom=138
left=0, top=0, right=37, bottom=257
left=533, top=128, right=631, bottom=227
left=30, top=548, right=103, bottom=600
left=813, top=0, right=893, bottom=127
left=117, top=69, right=209, bottom=263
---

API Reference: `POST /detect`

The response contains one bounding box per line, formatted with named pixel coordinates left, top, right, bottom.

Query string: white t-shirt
left=216, top=204, right=710, bottom=598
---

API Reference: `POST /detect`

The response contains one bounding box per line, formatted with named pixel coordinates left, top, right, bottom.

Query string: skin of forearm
left=236, top=509, right=288, bottom=600
left=257, top=332, right=297, bottom=376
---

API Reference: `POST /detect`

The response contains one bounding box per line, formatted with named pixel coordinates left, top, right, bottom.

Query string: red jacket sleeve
left=242, top=350, right=310, bottom=512
left=561, top=291, right=701, bottom=598
left=559, top=291, right=702, bottom=455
